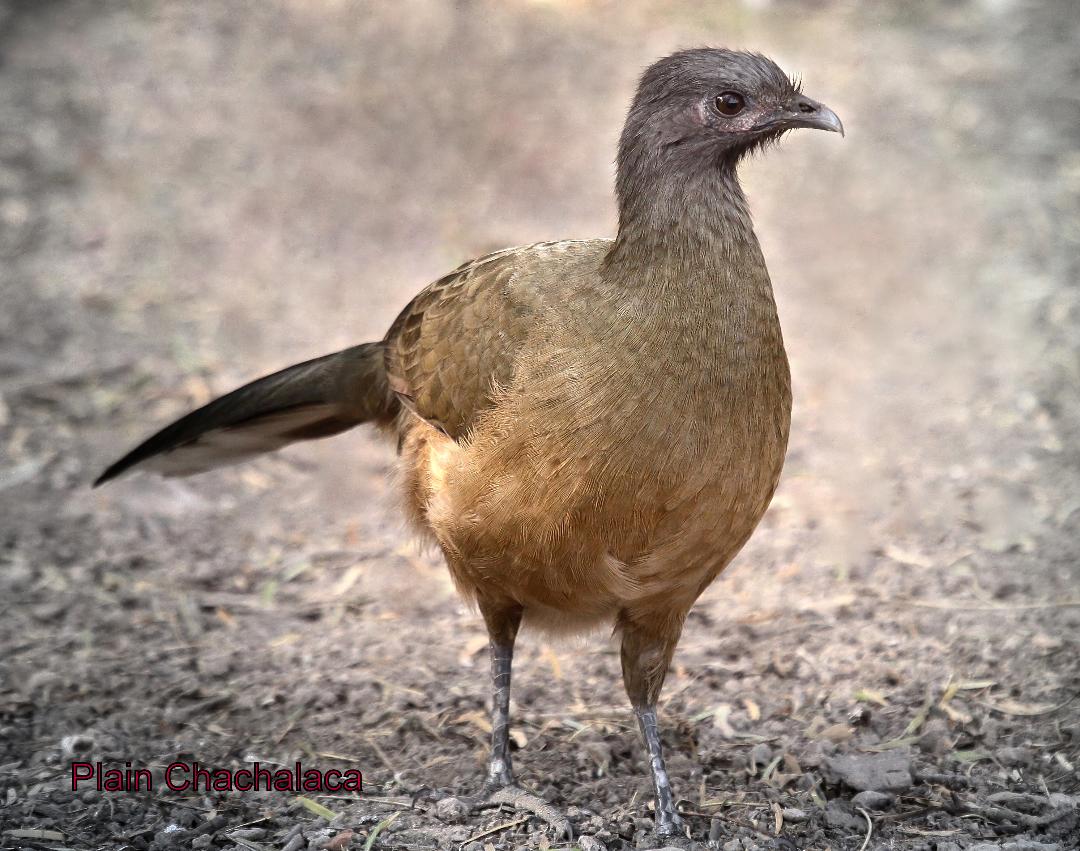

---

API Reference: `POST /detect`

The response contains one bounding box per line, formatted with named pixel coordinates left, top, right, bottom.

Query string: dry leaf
left=1032, top=633, right=1064, bottom=651
left=453, top=710, right=493, bottom=734
left=713, top=704, right=736, bottom=737
left=459, top=634, right=489, bottom=667
left=984, top=698, right=1063, bottom=716
left=855, top=688, right=889, bottom=707
left=324, top=829, right=354, bottom=850
left=883, top=544, right=934, bottom=568
left=820, top=723, right=853, bottom=743
left=330, top=565, right=365, bottom=597
left=940, top=702, right=972, bottom=724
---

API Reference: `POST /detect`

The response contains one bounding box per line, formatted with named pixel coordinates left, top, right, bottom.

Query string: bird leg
left=478, top=598, right=523, bottom=790
left=619, top=612, right=686, bottom=837
left=634, top=705, right=681, bottom=835
left=474, top=598, right=572, bottom=839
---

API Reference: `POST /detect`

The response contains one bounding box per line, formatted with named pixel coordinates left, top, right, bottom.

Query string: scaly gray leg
left=474, top=599, right=572, bottom=839
left=635, top=705, right=683, bottom=835
left=477, top=598, right=523, bottom=790
left=487, top=636, right=515, bottom=788
left=619, top=610, right=687, bottom=837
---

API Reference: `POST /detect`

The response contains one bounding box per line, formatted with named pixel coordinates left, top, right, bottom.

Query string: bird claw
left=485, top=785, right=573, bottom=841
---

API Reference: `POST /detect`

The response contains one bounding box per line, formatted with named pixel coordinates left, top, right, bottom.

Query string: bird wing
left=384, top=240, right=604, bottom=440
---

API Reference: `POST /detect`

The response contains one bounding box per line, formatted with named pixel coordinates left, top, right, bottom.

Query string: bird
left=95, top=48, right=842, bottom=837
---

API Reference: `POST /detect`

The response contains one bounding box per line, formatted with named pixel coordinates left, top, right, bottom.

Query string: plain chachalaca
left=96, top=49, right=842, bottom=836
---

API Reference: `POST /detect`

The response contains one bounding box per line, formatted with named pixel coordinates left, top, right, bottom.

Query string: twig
left=904, top=598, right=1080, bottom=611
left=460, top=816, right=529, bottom=845
left=857, top=807, right=873, bottom=851
left=966, top=802, right=1076, bottom=829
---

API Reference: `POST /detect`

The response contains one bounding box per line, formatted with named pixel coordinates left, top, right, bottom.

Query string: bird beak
left=755, top=93, right=844, bottom=137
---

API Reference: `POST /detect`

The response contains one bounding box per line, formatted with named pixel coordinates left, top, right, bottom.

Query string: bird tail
left=93, top=342, right=396, bottom=486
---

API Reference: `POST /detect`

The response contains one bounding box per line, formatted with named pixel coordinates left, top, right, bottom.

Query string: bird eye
left=714, top=91, right=746, bottom=116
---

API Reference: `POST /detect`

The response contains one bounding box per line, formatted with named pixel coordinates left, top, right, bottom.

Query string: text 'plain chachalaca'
left=96, top=49, right=842, bottom=837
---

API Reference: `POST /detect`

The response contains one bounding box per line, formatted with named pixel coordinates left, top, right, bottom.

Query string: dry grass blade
left=296, top=795, right=337, bottom=821
left=874, top=687, right=934, bottom=749
left=979, top=697, right=1074, bottom=717
left=230, top=838, right=269, bottom=851
left=4, top=829, right=66, bottom=841
left=362, top=813, right=400, bottom=851
left=698, top=800, right=771, bottom=809
left=316, top=751, right=364, bottom=763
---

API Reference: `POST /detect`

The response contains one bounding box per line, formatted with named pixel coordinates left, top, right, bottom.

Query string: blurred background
left=1, top=0, right=1078, bottom=848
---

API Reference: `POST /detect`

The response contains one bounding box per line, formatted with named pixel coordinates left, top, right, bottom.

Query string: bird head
left=618, top=48, right=843, bottom=180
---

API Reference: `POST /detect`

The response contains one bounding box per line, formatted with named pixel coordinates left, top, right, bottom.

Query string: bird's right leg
left=474, top=596, right=572, bottom=840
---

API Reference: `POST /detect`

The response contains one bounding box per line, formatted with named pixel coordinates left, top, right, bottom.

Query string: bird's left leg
left=474, top=596, right=572, bottom=839
left=618, top=609, right=688, bottom=837
left=477, top=596, right=523, bottom=790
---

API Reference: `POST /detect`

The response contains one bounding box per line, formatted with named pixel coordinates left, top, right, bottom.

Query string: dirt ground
left=1, top=1, right=1078, bottom=849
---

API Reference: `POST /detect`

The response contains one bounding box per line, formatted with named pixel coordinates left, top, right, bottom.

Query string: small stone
left=304, top=828, right=332, bottom=851
left=435, top=796, right=470, bottom=824
left=191, top=836, right=211, bottom=850
left=917, top=717, right=952, bottom=755
left=60, top=733, right=95, bottom=760
left=824, top=801, right=865, bottom=832
left=798, top=742, right=828, bottom=767
left=1002, top=842, right=1064, bottom=851
left=822, top=750, right=913, bottom=792
left=987, top=791, right=1043, bottom=813
left=197, top=654, right=232, bottom=678
left=781, top=807, right=808, bottom=823
left=578, top=837, right=605, bottom=851
left=154, top=826, right=189, bottom=849
left=229, top=829, right=267, bottom=840
left=995, top=746, right=1034, bottom=767
left=851, top=790, right=895, bottom=810
left=748, top=743, right=773, bottom=771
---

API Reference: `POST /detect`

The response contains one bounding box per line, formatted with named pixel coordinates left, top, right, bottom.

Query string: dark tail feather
left=94, top=342, right=396, bottom=486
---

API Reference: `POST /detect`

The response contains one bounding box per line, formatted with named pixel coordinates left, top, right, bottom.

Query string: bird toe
left=486, top=785, right=573, bottom=841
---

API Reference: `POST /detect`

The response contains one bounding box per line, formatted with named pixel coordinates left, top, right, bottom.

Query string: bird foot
left=482, top=784, right=573, bottom=841
left=653, top=810, right=686, bottom=838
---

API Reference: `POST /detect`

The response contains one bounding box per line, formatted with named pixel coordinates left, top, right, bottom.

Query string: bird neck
left=603, top=162, right=763, bottom=293
left=600, top=160, right=785, bottom=381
